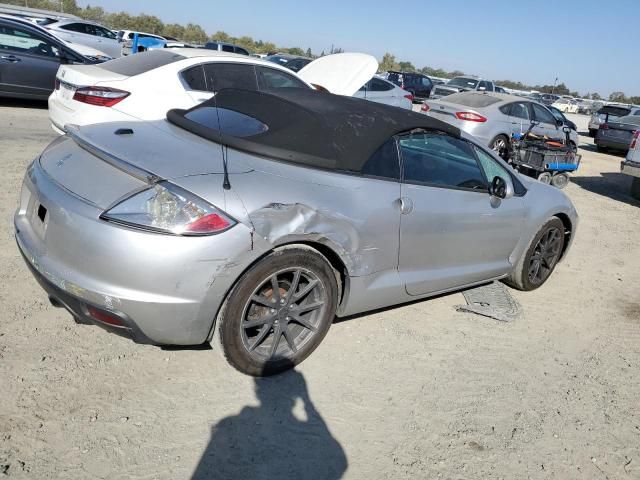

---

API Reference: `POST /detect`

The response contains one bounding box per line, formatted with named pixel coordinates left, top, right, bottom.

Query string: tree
left=80, top=5, right=106, bottom=23
left=183, top=23, right=207, bottom=44
left=609, top=91, right=627, bottom=102
left=211, top=31, right=232, bottom=42
left=163, top=23, right=185, bottom=40
left=287, top=47, right=305, bottom=56
left=397, top=61, right=415, bottom=72
left=379, top=52, right=398, bottom=72
left=306, top=48, right=312, bottom=58
left=134, top=14, right=164, bottom=34
left=591, top=92, right=602, bottom=100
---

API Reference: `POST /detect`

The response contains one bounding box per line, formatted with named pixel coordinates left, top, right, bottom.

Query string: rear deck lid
left=57, top=63, right=128, bottom=87
left=297, top=52, right=378, bottom=96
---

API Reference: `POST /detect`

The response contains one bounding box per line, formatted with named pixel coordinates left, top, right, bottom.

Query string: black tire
left=505, top=217, right=565, bottom=291
left=490, top=134, right=510, bottom=159
left=631, top=177, right=640, bottom=200
left=215, top=246, right=338, bottom=376
left=588, top=129, right=596, bottom=137
left=596, top=144, right=608, bottom=153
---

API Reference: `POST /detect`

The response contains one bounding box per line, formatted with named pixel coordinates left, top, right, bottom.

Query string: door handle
left=398, top=197, right=413, bottom=215
left=1, top=55, right=21, bottom=62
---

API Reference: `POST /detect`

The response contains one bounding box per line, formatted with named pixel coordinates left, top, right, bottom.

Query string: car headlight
left=100, top=182, right=235, bottom=235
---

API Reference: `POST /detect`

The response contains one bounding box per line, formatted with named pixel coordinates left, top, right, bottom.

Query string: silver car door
left=397, top=132, right=524, bottom=296
left=531, top=103, right=562, bottom=140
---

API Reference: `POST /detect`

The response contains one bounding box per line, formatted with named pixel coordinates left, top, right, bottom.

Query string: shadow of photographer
left=192, top=367, right=347, bottom=479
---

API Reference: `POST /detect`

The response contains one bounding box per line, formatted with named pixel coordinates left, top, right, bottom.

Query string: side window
left=532, top=104, right=556, bottom=125
left=60, top=23, right=85, bottom=33
left=234, top=47, right=249, bottom=56
left=486, top=81, right=494, bottom=91
left=400, top=132, right=487, bottom=190
left=510, top=102, right=530, bottom=120
left=181, top=65, right=207, bottom=91
left=478, top=81, right=488, bottom=90
left=255, top=66, right=308, bottom=90
left=0, top=26, right=60, bottom=57
left=203, top=63, right=258, bottom=92
left=221, top=44, right=234, bottom=52
left=370, top=78, right=394, bottom=92
left=94, top=26, right=116, bottom=39
left=473, top=146, right=511, bottom=184
left=361, top=138, right=400, bottom=180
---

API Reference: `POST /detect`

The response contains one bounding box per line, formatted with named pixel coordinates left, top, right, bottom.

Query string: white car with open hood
left=48, top=49, right=378, bottom=133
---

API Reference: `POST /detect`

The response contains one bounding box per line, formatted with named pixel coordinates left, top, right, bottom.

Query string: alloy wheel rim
left=492, top=138, right=506, bottom=152
left=528, top=227, right=562, bottom=285
left=240, top=268, right=327, bottom=361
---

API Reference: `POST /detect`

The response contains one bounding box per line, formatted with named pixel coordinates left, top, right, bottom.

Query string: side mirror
left=489, top=176, right=507, bottom=199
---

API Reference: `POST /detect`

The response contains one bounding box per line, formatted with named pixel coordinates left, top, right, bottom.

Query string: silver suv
left=588, top=104, right=640, bottom=137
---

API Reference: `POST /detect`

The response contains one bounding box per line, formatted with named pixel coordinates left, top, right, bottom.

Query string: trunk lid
left=297, top=52, right=378, bottom=96
left=57, top=64, right=128, bottom=87
left=39, top=121, right=251, bottom=208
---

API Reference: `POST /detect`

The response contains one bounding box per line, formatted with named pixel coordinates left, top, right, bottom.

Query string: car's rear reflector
left=455, top=111, right=487, bottom=122
left=73, top=86, right=130, bottom=107
left=87, top=306, right=126, bottom=328
left=599, top=123, right=609, bottom=130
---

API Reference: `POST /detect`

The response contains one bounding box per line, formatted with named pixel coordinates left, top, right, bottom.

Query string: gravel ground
left=1, top=102, right=639, bottom=480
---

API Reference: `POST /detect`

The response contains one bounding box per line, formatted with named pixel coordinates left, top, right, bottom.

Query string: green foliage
left=397, top=61, right=415, bottom=72
left=379, top=52, right=398, bottom=72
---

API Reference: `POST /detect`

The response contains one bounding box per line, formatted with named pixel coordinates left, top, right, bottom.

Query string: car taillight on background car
left=404, top=93, right=414, bottom=102
left=72, top=86, right=130, bottom=107
left=455, top=112, right=487, bottom=122
left=630, top=130, right=639, bottom=150
left=599, top=123, right=609, bottom=130
left=420, top=103, right=430, bottom=112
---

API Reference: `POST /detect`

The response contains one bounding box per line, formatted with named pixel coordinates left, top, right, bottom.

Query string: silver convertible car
left=15, top=88, right=578, bottom=376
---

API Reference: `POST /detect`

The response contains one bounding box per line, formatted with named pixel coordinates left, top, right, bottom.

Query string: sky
left=79, top=0, right=639, bottom=97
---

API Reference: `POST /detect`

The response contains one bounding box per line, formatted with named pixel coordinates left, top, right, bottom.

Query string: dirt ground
left=1, top=100, right=639, bottom=480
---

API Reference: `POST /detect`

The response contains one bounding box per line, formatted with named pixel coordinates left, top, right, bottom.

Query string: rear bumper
left=14, top=157, right=256, bottom=345
left=595, top=137, right=629, bottom=150
left=621, top=160, right=640, bottom=178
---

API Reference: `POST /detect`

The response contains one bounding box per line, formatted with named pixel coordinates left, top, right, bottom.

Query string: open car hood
left=297, top=52, right=378, bottom=96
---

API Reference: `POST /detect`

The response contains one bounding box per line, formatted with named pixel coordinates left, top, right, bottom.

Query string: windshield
left=447, top=77, right=479, bottom=88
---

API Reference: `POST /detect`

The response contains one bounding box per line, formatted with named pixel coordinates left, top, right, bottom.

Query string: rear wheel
left=215, top=247, right=338, bottom=376
left=588, top=129, right=597, bottom=137
left=596, top=145, right=608, bottom=153
left=505, top=217, right=565, bottom=291
left=490, top=134, right=510, bottom=159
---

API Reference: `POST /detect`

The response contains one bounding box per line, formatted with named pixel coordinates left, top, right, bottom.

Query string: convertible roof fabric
left=167, top=87, right=461, bottom=172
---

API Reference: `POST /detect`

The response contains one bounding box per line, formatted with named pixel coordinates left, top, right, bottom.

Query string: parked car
left=353, top=75, right=412, bottom=109
left=204, top=41, right=250, bottom=56
left=421, top=91, right=578, bottom=157
left=265, top=53, right=312, bottom=72
left=595, top=115, right=640, bottom=152
left=588, top=104, right=640, bottom=137
left=547, top=105, right=577, bottom=131
left=430, top=76, right=495, bottom=99
left=44, top=19, right=121, bottom=58
left=16, top=87, right=578, bottom=376
left=118, top=30, right=166, bottom=55
left=551, top=98, right=578, bottom=113
left=621, top=129, right=640, bottom=199
left=540, top=94, right=559, bottom=106
left=48, top=49, right=377, bottom=133
left=386, top=71, right=433, bottom=101
left=0, top=16, right=105, bottom=100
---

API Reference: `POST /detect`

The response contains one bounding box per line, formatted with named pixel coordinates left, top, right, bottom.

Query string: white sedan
left=551, top=99, right=579, bottom=114
left=353, top=75, right=412, bottom=109
left=48, top=49, right=378, bottom=133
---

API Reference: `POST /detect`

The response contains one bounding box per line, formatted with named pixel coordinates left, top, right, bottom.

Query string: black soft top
left=167, top=88, right=460, bottom=173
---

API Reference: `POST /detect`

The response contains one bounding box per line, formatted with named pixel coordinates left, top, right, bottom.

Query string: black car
left=386, top=71, right=433, bottom=101
left=0, top=16, right=101, bottom=100
left=548, top=105, right=577, bottom=131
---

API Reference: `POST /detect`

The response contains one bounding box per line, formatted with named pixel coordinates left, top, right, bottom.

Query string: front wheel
left=505, top=217, right=565, bottom=291
left=216, top=247, right=338, bottom=376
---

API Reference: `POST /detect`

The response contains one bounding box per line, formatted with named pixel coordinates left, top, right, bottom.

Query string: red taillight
left=455, top=112, right=487, bottom=122
left=631, top=130, right=639, bottom=149
left=185, top=213, right=232, bottom=233
left=87, top=306, right=126, bottom=328
left=599, top=123, right=609, bottom=130
left=421, top=103, right=430, bottom=112
left=404, top=93, right=414, bottom=102
left=73, top=86, right=130, bottom=107
left=54, top=78, right=60, bottom=90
